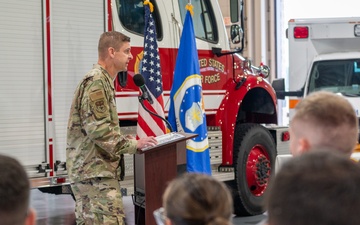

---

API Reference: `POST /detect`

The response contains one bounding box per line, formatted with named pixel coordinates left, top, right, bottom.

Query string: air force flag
left=168, top=9, right=211, bottom=175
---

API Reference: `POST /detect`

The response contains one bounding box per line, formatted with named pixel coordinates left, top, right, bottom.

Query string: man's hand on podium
left=136, top=136, right=158, bottom=150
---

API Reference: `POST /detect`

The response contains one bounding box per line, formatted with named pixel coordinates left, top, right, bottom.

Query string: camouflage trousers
left=71, top=177, right=125, bottom=225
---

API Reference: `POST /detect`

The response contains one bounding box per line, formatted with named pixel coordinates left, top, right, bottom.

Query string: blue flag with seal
left=168, top=6, right=211, bottom=175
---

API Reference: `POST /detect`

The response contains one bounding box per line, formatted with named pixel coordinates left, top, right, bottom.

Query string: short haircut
left=163, top=173, right=233, bottom=225
left=291, top=91, right=358, bottom=155
left=98, top=31, right=131, bottom=58
left=0, top=154, right=30, bottom=225
left=265, top=150, right=360, bottom=225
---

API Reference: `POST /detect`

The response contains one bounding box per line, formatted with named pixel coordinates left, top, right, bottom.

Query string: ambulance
left=274, top=17, right=360, bottom=119
left=0, top=0, right=288, bottom=216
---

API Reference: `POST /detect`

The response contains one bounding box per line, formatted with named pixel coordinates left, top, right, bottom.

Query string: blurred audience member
left=0, top=154, right=36, bottom=225
left=265, top=150, right=360, bottom=225
left=155, top=173, right=233, bottom=225
left=290, top=91, right=358, bottom=157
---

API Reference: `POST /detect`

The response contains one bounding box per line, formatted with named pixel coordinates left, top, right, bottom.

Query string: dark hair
left=163, top=173, right=233, bottom=225
left=0, top=154, right=30, bottom=225
left=265, top=150, right=360, bottom=225
left=98, top=31, right=131, bottom=57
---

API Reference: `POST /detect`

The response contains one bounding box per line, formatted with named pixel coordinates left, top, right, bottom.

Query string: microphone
left=133, top=74, right=173, bottom=132
left=133, top=74, right=154, bottom=104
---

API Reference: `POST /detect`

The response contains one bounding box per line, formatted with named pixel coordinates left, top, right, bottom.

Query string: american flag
left=136, top=2, right=166, bottom=138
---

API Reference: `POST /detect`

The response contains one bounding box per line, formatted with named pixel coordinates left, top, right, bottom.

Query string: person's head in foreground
left=0, top=154, right=36, bottom=225
left=290, top=91, right=358, bottom=157
left=265, top=150, right=360, bottom=225
left=155, top=173, right=233, bottom=225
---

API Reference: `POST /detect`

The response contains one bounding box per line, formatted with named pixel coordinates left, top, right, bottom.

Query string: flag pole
left=168, top=0, right=211, bottom=174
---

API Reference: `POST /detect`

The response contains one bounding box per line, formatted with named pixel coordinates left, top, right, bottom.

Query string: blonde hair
left=291, top=91, right=358, bottom=155
left=163, top=173, right=233, bottom=225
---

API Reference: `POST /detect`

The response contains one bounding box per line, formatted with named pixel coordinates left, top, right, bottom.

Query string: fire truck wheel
left=231, top=123, right=276, bottom=216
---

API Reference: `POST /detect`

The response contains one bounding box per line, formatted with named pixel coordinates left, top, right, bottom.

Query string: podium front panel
left=133, top=133, right=195, bottom=225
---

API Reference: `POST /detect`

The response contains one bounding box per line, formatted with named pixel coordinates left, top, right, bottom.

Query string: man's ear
left=298, top=138, right=311, bottom=154
left=165, top=218, right=172, bottom=225
left=108, top=47, right=115, bottom=58
left=25, top=208, right=37, bottom=225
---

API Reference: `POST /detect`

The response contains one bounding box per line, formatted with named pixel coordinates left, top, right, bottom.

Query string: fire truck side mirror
left=230, top=24, right=242, bottom=44
left=230, top=0, right=243, bottom=23
left=229, top=0, right=244, bottom=51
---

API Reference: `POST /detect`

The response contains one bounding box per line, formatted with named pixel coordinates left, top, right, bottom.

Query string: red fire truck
left=0, top=0, right=289, bottom=216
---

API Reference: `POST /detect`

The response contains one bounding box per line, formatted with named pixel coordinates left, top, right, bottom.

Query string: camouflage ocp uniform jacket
left=66, top=64, right=137, bottom=183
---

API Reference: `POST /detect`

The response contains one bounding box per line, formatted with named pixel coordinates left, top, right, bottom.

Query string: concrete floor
left=30, top=189, right=266, bottom=225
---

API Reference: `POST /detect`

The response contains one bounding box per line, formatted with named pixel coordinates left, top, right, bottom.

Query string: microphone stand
left=138, top=96, right=174, bottom=132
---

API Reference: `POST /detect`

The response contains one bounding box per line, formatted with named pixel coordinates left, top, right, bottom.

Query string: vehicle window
left=178, top=0, right=218, bottom=42
left=116, top=0, right=162, bottom=39
left=308, top=59, right=360, bottom=96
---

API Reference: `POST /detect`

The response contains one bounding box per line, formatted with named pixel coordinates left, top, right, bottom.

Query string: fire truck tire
left=231, top=123, right=276, bottom=216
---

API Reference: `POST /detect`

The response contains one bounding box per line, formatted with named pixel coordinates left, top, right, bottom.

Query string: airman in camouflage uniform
left=66, top=31, right=157, bottom=225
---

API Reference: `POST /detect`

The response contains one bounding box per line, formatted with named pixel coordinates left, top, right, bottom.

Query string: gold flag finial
left=185, top=3, right=194, bottom=16
left=144, top=0, right=154, bottom=12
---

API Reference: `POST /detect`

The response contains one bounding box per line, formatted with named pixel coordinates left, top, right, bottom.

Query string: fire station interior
left=22, top=0, right=360, bottom=224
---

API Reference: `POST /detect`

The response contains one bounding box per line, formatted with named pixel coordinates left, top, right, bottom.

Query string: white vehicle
left=273, top=17, right=360, bottom=119
left=0, top=0, right=106, bottom=195
left=0, top=0, right=289, bottom=216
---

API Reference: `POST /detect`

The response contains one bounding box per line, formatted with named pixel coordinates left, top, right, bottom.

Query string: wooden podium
left=133, top=132, right=196, bottom=225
